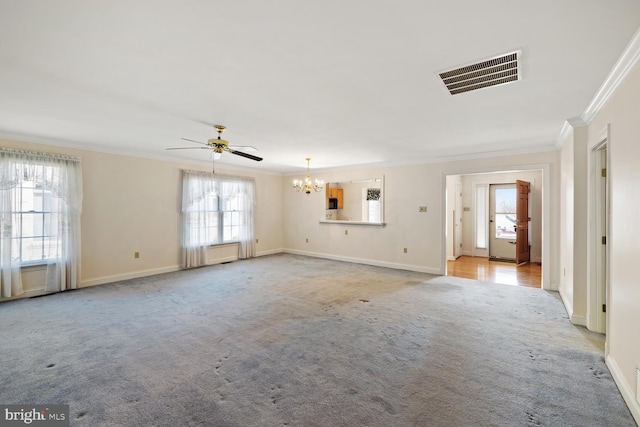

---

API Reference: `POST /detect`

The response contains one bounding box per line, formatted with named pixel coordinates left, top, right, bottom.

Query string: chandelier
left=293, top=158, right=324, bottom=194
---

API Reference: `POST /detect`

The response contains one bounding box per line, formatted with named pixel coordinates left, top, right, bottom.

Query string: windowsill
left=207, top=241, right=240, bottom=248
left=20, top=263, right=48, bottom=271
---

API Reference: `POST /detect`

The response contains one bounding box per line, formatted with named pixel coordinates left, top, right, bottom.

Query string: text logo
left=0, top=405, right=69, bottom=427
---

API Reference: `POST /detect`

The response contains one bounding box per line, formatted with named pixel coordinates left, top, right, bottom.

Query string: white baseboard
left=447, top=256, right=457, bottom=261
left=283, top=248, right=442, bottom=275
left=81, top=265, right=181, bottom=288
left=559, top=287, right=572, bottom=314
left=558, top=287, right=587, bottom=325
left=606, top=354, right=640, bottom=425
left=71, top=249, right=285, bottom=290
left=256, top=248, right=284, bottom=257
left=570, top=313, right=587, bottom=326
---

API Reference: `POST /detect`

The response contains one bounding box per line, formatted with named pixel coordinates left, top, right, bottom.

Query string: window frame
left=11, top=164, right=61, bottom=266
left=185, top=177, right=252, bottom=247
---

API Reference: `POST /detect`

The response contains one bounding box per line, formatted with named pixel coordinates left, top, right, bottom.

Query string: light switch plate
left=418, top=206, right=427, bottom=212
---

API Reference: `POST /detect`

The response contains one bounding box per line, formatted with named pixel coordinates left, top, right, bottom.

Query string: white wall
left=283, top=150, right=559, bottom=288
left=0, top=138, right=284, bottom=299
left=588, top=60, right=640, bottom=422
left=557, top=124, right=590, bottom=326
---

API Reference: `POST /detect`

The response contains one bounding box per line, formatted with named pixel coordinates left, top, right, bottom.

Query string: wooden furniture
left=325, top=184, right=344, bottom=209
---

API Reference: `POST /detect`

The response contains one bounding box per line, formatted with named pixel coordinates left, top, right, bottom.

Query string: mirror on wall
left=323, top=176, right=384, bottom=224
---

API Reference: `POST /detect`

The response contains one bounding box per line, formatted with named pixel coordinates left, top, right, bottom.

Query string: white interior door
left=596, top=145, right=607, bottom=333
left=489, top=183, right=517, bottom=260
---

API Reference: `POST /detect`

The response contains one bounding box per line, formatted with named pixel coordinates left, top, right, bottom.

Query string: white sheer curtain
left=181, top=171, right=256, bottom=268
left=0, top=148, right=83, bottom=297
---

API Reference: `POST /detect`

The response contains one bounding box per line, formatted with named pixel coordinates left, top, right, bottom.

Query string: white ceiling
left=1, top=1, right=639, bottom=174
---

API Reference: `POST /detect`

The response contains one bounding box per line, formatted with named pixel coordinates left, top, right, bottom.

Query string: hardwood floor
left=447, top=256, right=541, bottom=288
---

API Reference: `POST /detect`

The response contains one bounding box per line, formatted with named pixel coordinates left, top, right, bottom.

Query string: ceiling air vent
left=439, top=51, right=520, bottom=95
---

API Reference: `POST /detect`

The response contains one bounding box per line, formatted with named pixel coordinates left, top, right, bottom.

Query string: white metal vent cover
left=439, top=51, right=521, bottom=95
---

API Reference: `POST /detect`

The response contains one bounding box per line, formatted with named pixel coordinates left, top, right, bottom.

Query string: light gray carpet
left=0, top=254, right=635, bottom=426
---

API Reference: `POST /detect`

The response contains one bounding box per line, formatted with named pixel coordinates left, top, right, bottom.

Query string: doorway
left=444, top=168, right=545, bottom=289
left=489, top=183, right=517, bottom=261
left=589, top=136, right=608, bottom=335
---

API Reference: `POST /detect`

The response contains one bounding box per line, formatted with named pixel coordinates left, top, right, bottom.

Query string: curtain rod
left=0, top=147, right=81, bottom=162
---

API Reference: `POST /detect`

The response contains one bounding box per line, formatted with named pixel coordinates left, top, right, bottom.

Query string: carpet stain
left=590, top=366, right=605, bottom=379
left=46, top=363, right=55, bottom=368
left=359, top=299, right=369, bottom=303
left=75, top=411, right=87, bottom=420
left=270, top=385, right=283, bottom=406
left=526, top=410, right=542, bottom=426
left=371, top=396, right=396, bottom=415
left=214, top=356, right=229, bottom=374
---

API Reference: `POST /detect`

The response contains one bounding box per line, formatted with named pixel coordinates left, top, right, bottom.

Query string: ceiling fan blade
left=228, top=145, right=258, bottom=152
left=181, top=138, right=208, bottom=145
left=165, top=147, right=211, bottom=150
left=229, top=149, right=263, bottom=162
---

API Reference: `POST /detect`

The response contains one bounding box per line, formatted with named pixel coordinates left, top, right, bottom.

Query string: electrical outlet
left=256, top=238, right=259, bottom=244
left=305, top=238, right=309, bottom=243
left=345, top=230, right=348, bottom=235
left=418, top=206, right=428, bottom=212
left=403, top=248, right=408, bottom=253
left=134, top=252, right=140, bottom=258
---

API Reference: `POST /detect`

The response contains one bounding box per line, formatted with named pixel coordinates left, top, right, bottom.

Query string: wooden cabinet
left=325, top=184, right=344, bottom=209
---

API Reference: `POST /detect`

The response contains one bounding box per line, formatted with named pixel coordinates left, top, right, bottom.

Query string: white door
left=453, top=181, right=463, bottom=258
left=596, top=145, right=607, bottom=333
left=489, top=183, right=517, bottom=260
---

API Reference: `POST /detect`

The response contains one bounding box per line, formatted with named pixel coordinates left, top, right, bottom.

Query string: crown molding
left=555, top=117, right=587, bottom=150
left=0, top=131, right=285, bottom=176
left=581, top=25, right=640, bottom=125
left=556, top=26, right=640, bottom=149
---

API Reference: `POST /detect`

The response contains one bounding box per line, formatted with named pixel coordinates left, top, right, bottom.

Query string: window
left=185, top=180, right=250, bottom=245
left=365, top=188, right=381, bottom=223
left=181, top=171, right=256, bottom=268
left=475, top=184, right=488, bottom=249
left=367, top=199, right=381, bottom=223
left=0, top=149, right=83, bottom=297
left=494, top=187, right=516, bottom=239
left=13, top=164, right=57, bottom=264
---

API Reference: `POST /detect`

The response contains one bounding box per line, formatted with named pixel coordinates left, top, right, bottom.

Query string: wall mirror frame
left=319, top=175, right=385, bottom=226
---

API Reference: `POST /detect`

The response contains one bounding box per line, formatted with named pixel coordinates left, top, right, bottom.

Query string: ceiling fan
left=167, top=125, right=263, bottom=162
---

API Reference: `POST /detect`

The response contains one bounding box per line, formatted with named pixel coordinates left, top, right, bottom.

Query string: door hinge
left=602, top=236, right=607, bottom=245
left=602, top=303, right=606, bottom=313
left=601, top=168, right=607, bottom=177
